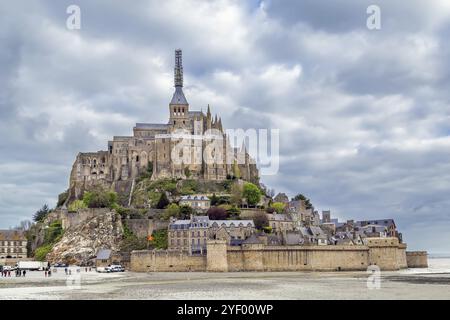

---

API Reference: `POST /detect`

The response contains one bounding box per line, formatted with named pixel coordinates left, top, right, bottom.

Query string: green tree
left=271, top=202, right=286, bottom=214
left=179, top=205, right=194, bottom=219
left=33, top=204, right=50, bottom=222
left=243, top=182, right=261, bottom=207
left=163, top=203, right=180, bottom=220
left=156, top=192, right=170, bottom=209
left=149, top=229, right=168, bottom=249
left=233, top=160, right=241, bottom=179
left=230, top=183, right=243, bottom=206
left=184, top=166, right=191, bottom=178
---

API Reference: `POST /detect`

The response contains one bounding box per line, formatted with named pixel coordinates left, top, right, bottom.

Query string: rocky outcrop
left=46, top=210, right=123, bottom=265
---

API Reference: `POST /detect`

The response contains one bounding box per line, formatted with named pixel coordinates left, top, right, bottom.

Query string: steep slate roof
left=170, top=87, right=188, bottom=105
left=243, top=234, right=263, bottom=244
left=209, top=220, right=255, bottom=228
left=169, top=216, right=255, bottom=230
left=180, top=195, right=210, bottom=201
left=0, top=230, right=26, bottom=241
left=285, top=232, right=303, bottom=245
left=96, top=249, right=112, bottom=260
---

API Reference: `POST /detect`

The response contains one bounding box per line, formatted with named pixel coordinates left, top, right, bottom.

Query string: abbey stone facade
left=68, top=50, right=258, bottom=201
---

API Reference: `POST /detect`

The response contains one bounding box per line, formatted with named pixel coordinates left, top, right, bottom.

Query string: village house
left=179, top=195, right=211, bottom=211
left=168, top=216, right=255, bottom=254
left=266, top=213, right=295, bottom=233
left=0, top=230, right=27, bottom=259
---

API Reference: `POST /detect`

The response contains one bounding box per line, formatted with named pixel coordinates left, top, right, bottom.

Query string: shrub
left=83, top=188, right=118, bottom=208
left=253, top=212, right=269, bottom=230
left=226, top=205, right=241, bottom=218
left=149, top=229, right=168, bottom=249
left=263, top=226, right=273, bottom=234
left=35, top=244, right=53, bottom=261
left=68, top=200, right=87, bottom=212
left=44, top=220, right=63, bottom=244
left=243, top=182, right=261, bottom=206
left=120, top=224, right=148, bottom=252
left=207, top=207, right=227, bottom=220
left=179, top=205, right=194, bottom=219
left=271, top=202, right=286, bottom=214
left=163, top=203, right=180, bottom=220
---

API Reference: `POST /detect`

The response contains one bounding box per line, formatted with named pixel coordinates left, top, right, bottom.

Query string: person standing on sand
left=22, top=270, right=26, bottom=277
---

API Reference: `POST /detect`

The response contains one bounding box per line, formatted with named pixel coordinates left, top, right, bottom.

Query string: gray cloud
left=1, top=0, right=449, bottom=253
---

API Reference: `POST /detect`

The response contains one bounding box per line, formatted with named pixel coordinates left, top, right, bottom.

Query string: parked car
left=53, top=263, right=68, bottom=268
left=96, top=266, right=111, bottom=273
left=110, top=265, right=125, bottom=272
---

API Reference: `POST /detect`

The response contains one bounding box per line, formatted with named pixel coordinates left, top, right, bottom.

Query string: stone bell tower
left=169, top=49, right=189, bottom=131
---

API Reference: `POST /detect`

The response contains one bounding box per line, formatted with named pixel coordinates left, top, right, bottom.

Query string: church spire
left=170, top=49, right=188, bottom=105
left=174, top=48, right=183, bottom=87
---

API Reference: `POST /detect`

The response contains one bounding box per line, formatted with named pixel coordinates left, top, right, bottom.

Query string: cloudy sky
left=1, top=0, right=450, bottom=253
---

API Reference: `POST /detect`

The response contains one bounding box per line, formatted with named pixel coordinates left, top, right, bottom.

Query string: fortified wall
left=131, top=237, right=423, bottom=272
left=406, top=251, right=428, bottom=268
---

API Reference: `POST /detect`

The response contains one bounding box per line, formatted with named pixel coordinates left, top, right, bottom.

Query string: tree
left=149, top=229, right=168, bottom=249
left=230, top=183, right=243, bottom=206
left=207, top=207, right=227, bottom=220
left=179, top=205, right=195, bottom=219
left=163, top=203, right=180, bottom=220
left=271, top=202, right=286, bottom=214
left=253, top=212, right=269, bottom=230
left=156, top=192, right=170, bottom=209
left=184, top=166, right=191, bottom=178
left=292, top=193, right=313, bottom=209
left=33, top=204, right=50, bottom=222
left=210, top=193, right=219, bottom=206
left=243, top=182, right=261, bottom=207
left=16, top=220, right=32, bottom=231
left=233, top=160, right=241, bottom=179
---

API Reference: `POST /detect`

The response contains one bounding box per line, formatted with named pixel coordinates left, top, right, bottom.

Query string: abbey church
left=68, top=50, right=259, bottom=201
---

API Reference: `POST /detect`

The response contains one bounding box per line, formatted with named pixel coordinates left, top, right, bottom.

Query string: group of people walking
left=1, top=269, right=26, bottom=277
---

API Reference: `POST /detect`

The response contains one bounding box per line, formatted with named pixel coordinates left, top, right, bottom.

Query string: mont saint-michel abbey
left=68, top=50, right=258, bottom=200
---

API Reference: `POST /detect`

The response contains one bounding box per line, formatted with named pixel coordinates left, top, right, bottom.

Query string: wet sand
left=1, top=259, right=449, bottom=300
